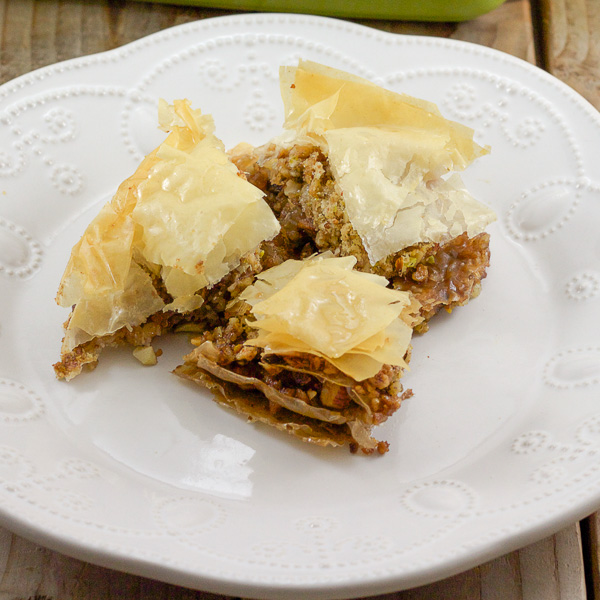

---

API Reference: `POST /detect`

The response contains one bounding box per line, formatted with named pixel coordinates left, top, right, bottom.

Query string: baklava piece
left=54, top=99, right=280, bottom=380
left=175, top=254, right=420, bottom=454
left=233, top=60, right=496, bottom=331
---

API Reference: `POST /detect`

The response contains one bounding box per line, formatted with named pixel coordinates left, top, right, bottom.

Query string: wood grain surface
left=538, top=0, right=600, bottom=109
left=0, top=0, right=535, bottom=82
left=0, top=0, right=597, bottom=598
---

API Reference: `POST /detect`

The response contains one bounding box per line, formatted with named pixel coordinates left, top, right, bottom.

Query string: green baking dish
left=137, top=0, right=507, bottom=22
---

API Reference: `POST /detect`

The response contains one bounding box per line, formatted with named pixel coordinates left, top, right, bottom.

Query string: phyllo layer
left=273, top=60, right=496, bottom=265
left=176, top=254, right=420, bottom=453
left=55, top=99, right=279, bottom=379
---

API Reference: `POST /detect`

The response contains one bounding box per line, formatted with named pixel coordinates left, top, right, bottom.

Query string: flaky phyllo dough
left=55, top=61, right=496, bottom=454
left=175, top=254, right=420, bottom=454
left=233, top=60, right=496, bottom=329
left=54, top=99, right=280, bottom=380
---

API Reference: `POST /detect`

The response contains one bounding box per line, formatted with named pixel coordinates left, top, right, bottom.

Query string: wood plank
left=452, top=0, right=535, bottom=63
left=554, top=524, right=587, bottom=599
left=0, top=0, right=35, bottom=82
left=0, top=0, right=226, bottom=84
left=538, top=0, right=600, bottom=109
left=31, top=0, right=58, bottom=69
left=518, top=536, right=562, bottom=599
left=585, top=511, right=600, bottom=600
left=480, top=552, right=523, bottom=600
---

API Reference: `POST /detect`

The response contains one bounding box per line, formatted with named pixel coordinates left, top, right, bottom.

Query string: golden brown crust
left=233, top=142, right=491, bottom=329
left=53, top=251, right=264, bottom=380
left=175, top=362, right=355, bottom=449
left=58, top=142, right=490, bottom=380
left=56, top=126, right=491, bottom=459
left=172, top=317, right=413, bottom=454
left=53, top=310, right=183, bottom=380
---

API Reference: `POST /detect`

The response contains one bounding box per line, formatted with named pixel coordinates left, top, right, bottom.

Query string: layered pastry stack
left=54, top=60, right=495, bottom=454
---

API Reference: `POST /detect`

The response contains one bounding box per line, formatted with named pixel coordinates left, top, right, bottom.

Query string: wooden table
left=0, top=0, right=598, bottom=598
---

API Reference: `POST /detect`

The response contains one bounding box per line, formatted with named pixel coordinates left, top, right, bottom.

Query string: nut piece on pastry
left=232, top=60, right=497, bottom=330
left=175, top=254, right=421, bottom=454
left=54, top=99, right=280, bottom=380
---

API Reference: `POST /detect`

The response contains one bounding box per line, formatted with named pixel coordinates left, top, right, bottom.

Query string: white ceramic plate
left=1, top=13, right=600, bottom=599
